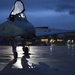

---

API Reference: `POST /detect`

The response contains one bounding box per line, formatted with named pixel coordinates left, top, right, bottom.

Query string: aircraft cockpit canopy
left=9, top=0, right=26, bottom=21
left=11, top=0, right=25, bottom=15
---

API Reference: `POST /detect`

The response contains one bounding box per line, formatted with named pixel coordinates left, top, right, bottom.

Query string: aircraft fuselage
left=0, top=18, right=36, bottom=40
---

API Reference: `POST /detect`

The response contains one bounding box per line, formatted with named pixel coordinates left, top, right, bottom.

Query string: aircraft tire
left=23, top=47, right=29, bottom=55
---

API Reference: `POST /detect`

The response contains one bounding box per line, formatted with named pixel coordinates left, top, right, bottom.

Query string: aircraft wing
left=36, top=29, right=75, bottom=37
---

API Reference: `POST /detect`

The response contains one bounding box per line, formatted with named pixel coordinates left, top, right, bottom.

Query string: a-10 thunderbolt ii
left=0, top=0, right=74, bottom=59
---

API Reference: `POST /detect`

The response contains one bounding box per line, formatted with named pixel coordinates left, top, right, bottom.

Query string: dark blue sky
left=0, top=0, right=75, bottom=30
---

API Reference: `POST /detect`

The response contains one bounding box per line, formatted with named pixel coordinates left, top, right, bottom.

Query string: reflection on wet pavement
left=0, top=46, right=75, bottom=75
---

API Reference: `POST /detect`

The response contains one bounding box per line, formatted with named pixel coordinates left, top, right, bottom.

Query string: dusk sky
left=0, top=0, right=75, bottom=30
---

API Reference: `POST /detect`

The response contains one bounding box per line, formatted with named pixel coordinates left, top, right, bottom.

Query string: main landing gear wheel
left=22, top=47, right=29, bottom=55
left=12, top=40, right=18, bottom=59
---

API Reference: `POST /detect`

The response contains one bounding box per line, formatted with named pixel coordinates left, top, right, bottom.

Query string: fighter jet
left=0, top=0, right=74, bottom=59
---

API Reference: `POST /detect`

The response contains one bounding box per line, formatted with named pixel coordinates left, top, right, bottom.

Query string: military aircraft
left=0, top=0, right=74, bottom=59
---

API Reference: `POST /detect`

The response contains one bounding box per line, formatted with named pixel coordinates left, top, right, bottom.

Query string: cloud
left=1, top=0, right=75, bottom=15
left=56, top=5, right=75, bottom=11
left=0, top=0, right=75, bottom=30
left=25, top=0, right=75, bottom=15
left=1, top=0, right=75, bottom=14
left=70, top=10, right=75, bottom=15
left=54, top=5, right=75, bottom=15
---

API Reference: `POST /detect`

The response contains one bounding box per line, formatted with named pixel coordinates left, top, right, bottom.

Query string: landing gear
left=13, top=52, right=18, bottom=59
left=22, top=46, right=29, bottom=55
left=12, top=40, right=18, bottom=59
left=22, top=41, right=29, bottom=55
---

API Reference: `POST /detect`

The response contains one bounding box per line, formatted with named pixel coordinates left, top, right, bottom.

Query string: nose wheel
left=22, top=46, right=29, bottom=55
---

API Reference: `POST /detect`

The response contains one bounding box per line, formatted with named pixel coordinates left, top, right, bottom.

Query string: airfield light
left=41, top=39, right=48, bottom=42
left=72, top=40, right=74, bottom=43
left=57, top=39, right=63, bottom=42
left=50, top=39, right=56, bottom=43
left=67, top=40, right=71, bottom=43
left=67, top=40, right=74, bottom=45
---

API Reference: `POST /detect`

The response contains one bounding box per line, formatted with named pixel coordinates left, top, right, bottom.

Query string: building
left=32, top=26, right=75, bottom=45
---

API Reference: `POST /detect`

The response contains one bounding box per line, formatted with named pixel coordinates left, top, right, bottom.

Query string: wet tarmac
left=0, top=45, right=75, bottom=75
